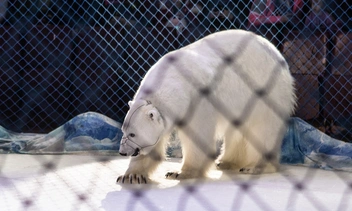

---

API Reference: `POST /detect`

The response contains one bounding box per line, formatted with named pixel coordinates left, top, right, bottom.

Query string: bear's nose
left=119, top=152, right=127, bottom=156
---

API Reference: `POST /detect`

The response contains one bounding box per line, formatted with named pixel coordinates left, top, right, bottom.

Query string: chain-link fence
left=0, top=0, right=351, bottom=210
left=0, top=0, right=351, bottom=141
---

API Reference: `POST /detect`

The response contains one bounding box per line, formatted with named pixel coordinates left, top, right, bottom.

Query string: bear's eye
left=129, top=133, right=136, bottom=138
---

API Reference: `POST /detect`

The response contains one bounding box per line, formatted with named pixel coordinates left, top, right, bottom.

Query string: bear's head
left=119, top=99, right=165, bottom=157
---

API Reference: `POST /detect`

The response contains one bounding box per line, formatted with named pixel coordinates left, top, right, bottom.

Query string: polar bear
left=117, top=29, right=296, bottom=184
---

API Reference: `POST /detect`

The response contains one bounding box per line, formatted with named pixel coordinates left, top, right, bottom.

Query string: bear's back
left=135, top=29, right=295, bottom=120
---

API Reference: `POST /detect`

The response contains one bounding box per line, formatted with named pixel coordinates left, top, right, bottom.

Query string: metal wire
left=0, top=0, right=351, bottom=210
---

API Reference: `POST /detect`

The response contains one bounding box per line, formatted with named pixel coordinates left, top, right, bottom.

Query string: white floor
left=1, top=154, right=352, bottom=211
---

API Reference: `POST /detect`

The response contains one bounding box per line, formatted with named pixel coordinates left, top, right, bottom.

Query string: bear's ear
left=147, top=108, right=161, bottom=122
left=128, top=101, right=133, bottom=107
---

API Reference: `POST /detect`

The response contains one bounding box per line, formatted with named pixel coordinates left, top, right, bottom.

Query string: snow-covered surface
left=1, top=154, right=351, bottom=211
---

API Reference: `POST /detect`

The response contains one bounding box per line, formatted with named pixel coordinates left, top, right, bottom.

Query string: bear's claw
left=165, top=172, right=180, bottom=179
left=239, top=167, right=262, bottom=174
left=116, top=174, right=148, bottom=184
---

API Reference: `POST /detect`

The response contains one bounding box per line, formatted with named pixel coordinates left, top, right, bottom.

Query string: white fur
left=117, top=30, right=296, bottom=184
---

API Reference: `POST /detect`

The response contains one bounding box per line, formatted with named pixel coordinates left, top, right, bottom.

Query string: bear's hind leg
left=217, top=120, right=282, bottom=174
left=238, top=140, right=280, bottom=174
left=238, top=118, right=284, bottom=174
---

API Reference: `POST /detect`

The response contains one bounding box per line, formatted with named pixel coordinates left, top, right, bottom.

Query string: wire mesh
left=0, top=0, right=351, bottom=140
left=0, top=0, right=351, bottom=210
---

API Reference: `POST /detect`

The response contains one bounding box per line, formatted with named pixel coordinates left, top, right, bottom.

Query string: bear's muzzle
left=119, top=136, right=141, bottom=156
left=119, top=148, right=139, bottom=156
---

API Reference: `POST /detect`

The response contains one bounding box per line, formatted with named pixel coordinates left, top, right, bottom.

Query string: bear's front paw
left=239, top=164, right=278, bottom=174
left=216, top=161, right=233, bottom=170
left=165, top=171, right=204, bottom=180
left=165, top=172, right=183, bottom=180
left=116, top=174, right=148, bottom=184
left=239, top=167, right=262, bottom=174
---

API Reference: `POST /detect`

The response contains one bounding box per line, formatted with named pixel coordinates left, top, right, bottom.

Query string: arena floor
left=1, top=154, right=351, bottom=211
